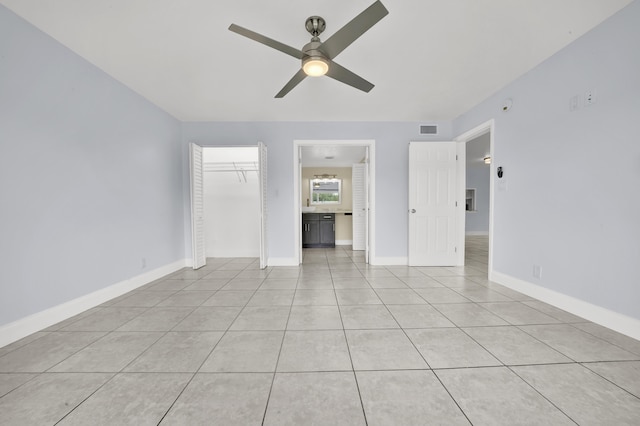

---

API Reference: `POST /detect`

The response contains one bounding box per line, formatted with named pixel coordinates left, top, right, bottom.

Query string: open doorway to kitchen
left=293, top=140, right=375, bottom=265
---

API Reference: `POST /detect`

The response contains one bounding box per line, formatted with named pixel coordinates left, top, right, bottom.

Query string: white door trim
left=454, top=119, right=495, bottom=278
left=352, top=163, right=367, bottom=252
left=258, top=142, right=268, bottom=269
left=293, top=140, right=376, bottom=264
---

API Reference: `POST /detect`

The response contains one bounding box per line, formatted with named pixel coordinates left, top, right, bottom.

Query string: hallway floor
left=1, top=236, right=640, bottom=424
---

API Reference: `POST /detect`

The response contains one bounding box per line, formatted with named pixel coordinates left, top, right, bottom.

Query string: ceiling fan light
left=303, top=57, right=329, bottom=77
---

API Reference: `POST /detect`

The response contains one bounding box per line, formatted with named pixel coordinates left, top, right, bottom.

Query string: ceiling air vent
left=419, top=125, right=438, bottom=135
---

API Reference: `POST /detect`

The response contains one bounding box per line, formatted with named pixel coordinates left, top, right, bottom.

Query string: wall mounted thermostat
left=497, top=166, right=504, bottom=178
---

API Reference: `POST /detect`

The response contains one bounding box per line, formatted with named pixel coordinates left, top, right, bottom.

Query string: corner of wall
left=0, top=259, right=189, bottom=348
left=492, top=271, right=640, bottom=341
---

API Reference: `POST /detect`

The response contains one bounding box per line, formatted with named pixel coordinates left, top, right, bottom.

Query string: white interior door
left=352, top=163, right=366, bottom=251
left=190, top=143, right=206, bottom=269
left=258, top=142, right=268, bottom=269
left=408, top=142, right=457, bottom=266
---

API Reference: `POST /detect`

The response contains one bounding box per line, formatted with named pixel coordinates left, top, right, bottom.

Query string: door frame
left=351, top=162, right=368, bottom=252
left=453, top=119, right=495, bottom=278
left=293, top=140, right=376, bottom=265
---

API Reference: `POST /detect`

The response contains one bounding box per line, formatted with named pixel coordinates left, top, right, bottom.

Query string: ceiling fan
left=229, top=1, right=389, bottom=98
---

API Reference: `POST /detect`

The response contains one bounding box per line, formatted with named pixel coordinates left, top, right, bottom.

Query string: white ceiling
left=2, top=0, right=631, bottom=122
left=301, top=145, right=366, bottom=167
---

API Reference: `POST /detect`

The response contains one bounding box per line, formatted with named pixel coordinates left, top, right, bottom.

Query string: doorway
left=454, top=120, right=494, bottom=278
left=293, top=140, right=375, bottom=265
left=464, top=132, right=491, bottom=275
left=203, top=147, right=260, bottom=258
left=189, top=143, right=268, bottom=269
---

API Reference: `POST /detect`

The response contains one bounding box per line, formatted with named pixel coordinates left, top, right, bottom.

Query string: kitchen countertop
left=302, top=210, right=352, bottom=214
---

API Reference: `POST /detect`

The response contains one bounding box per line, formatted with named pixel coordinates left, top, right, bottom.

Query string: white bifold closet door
left=190, top=143, right=206, bottom=269
left=258, top=142, right=268, bottom=269
left=352, top=163, right=368, bottom=252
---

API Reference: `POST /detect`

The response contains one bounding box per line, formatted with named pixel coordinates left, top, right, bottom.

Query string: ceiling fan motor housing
left=301, top=40, right=329, bottom=76
left=302, top=40, right=325, bottom=59
left=305, top=16, right=326, bottom=38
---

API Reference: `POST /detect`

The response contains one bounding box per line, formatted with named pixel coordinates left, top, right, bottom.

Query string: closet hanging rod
left=203, top=161, right=258, bottom=172
left=203, top=161, right=258, bottom=183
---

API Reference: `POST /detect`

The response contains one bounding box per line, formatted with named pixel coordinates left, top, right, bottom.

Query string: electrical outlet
left=584, top=89, right=596, bottom=106
left=533, top=264, right=542, bottom=279
left=141, top=257, right=147, bottom=269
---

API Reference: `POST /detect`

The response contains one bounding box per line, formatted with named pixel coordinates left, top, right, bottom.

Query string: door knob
left=410, top=209, right=416, bottom=213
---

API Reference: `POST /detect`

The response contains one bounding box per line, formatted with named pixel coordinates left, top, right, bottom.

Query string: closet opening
left=204, top=146, right=260, bottom=258
left=190, top=144, right=268, bottom=269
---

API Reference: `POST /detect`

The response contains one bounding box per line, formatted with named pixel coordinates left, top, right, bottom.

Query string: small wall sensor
left=501, top=98, right=513, bottom=112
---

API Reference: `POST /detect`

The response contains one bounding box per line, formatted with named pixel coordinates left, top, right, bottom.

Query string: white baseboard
left=371, top=257, right=408, bottom=266
left=268, top=257, right=299, bottom=267
left=335, top=240, right=353, bottom=246
left=492, top=271, right=640, bottom=341
left=0, top=259, right=189, bottom=348
left=206, top=251, right=260, bottom=258
left=466, top=231, right=489, bottom=236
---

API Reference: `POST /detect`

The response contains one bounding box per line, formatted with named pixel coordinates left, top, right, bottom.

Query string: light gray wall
left=453, top=1, right=640, bottom=320
left=466, top=167, right=490, bottom=233
left=181, top=122, right=452, bottom=260
left=0, top=6, right=185, bottom=326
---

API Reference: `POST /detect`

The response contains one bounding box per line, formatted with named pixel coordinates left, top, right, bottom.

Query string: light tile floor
left=1, top=236, right=640, bottom=424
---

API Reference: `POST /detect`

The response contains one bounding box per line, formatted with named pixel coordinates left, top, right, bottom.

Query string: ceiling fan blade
left=275, top=69, right=307, bottom=98
left=319, top=1, right=389, bottom=60
left=325, top=61, right=374, bottom=93
left=229, top=23, right=305, bottom=60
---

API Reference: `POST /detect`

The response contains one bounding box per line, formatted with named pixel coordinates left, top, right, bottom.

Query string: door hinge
left=456, top=155, right=458, bottom=160
left=455, top=201, right=458, bottom=207
left=455, top=247, right=457, bottom=253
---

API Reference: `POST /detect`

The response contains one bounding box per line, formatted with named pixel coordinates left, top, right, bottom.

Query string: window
left=310, top=178, right=341, bottom=204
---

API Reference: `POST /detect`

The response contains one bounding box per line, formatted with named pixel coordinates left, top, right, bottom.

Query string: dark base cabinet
left=302, top=213, right=335, bottom=248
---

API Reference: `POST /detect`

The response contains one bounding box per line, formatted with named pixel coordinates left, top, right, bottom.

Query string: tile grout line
left=370, top=270, right=476, bottom=425
left=259, top=255, right=305, bottom=425
left=505, top=364, right=580, bottom=425
left=155, top=260, right=261, bottom=424
left=579, top=361, right=640, bottom=401
left=329, top=249, right=370, bottom=426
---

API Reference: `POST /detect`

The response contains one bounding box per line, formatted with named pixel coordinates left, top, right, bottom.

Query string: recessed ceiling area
left=301, top=145, right=366, bottom=167
left=0, top=0, right=632, bottom=121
